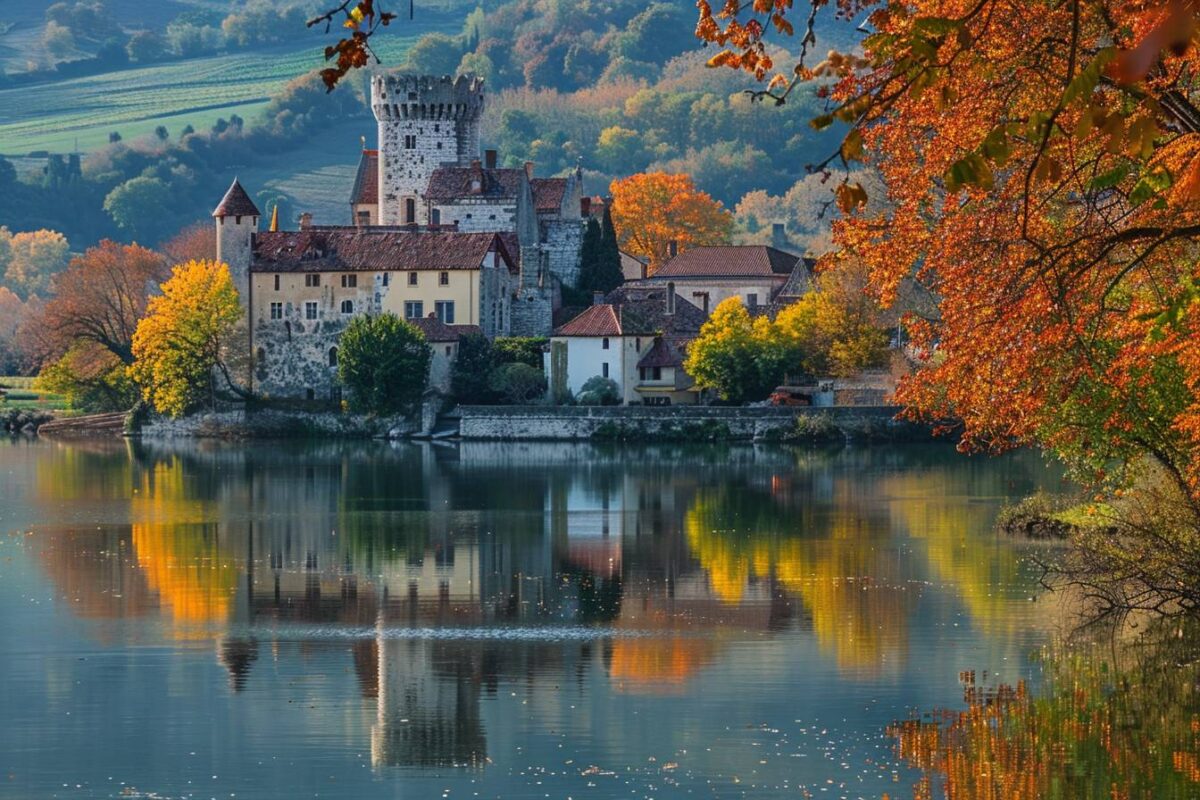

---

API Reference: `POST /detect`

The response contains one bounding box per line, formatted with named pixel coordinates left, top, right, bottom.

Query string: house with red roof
left=547, top=287, right=706, bottom=405
left=628, top=245, right=813, bottom=316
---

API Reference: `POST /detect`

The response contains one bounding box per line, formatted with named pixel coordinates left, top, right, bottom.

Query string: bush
left=450, top=332, right=496, bottom=404
left=337, top=313, right=431, bottom=416
left=489, top=363, right=546, bottom=404
left=577, top=375, right=620, bottom=405
left=492, top=336, right=547, bottom=369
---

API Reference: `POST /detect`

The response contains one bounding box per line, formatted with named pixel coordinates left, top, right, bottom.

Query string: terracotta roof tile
left=426, top=166, right=523, bottom=201
left=250, top=229, right=514, bottom=273
left=410, top=314, right=479, bottom=342
left=351, top=150, right=378, bottom=206
left=554, top=304, right=622, bottom=337
left=212, top=179, right=261, bottom=218
left=654, top=246, right=800, bottom=278
left=530, top=178, right=567, bottom=213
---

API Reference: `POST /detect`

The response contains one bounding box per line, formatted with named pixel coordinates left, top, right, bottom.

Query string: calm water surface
left=0, top=438, right=1066, bottom=799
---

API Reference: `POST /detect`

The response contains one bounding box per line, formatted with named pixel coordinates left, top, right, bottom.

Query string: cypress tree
left=576, top=217, right=604, bottom=295
left=596, top=204, right=624, bottom=291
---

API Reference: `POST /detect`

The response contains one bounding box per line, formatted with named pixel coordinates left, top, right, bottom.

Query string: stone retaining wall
left=457, top=405, right=908, bottom=441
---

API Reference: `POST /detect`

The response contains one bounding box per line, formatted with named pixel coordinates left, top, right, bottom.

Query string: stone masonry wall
left=457, top=405, right=906, bottom=441
left=541, top=217, right=584, bottom=290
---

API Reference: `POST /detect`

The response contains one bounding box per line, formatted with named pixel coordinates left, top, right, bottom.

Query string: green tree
left=43, top=20, right=75, bottom=59
left=596, top=126, right=643, bottom=172
left=337, top=313, right=431, bottom=415
left=103, top=177, right=172, bottom=243
left=492, top=337, right=546, bottom=369
left=489, top=362, right=547, bottom=404
left=576, top=216, right=624, bottom=298
left=402, top=32, right=465, bottom=76
left=125, top=30, right=166, bottom=63
left=450, top=332, right=496, bottom=403
left=129, top=260, right=243, bottom=418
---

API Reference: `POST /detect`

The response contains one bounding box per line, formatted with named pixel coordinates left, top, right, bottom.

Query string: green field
left=0, top=29, right=438, bottom=155
left=0, top=377, right=71, bottom=412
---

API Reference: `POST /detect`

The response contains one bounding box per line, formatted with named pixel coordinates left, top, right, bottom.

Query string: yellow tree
left=683, top=296, right=787, bottom=402
left=129, top=260, right=243, bottom=418
left=609, top=172, right=734, bottom=272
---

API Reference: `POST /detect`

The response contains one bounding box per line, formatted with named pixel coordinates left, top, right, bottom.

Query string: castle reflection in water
left=24, top=438, right=1055, bottom=771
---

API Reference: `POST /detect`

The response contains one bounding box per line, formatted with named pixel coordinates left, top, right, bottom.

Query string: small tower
left=371, top=73, right=485, bottom=225
left=212, top=178, right=261, bottom=301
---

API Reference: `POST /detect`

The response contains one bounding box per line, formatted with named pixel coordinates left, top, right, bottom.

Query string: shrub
left=577, top=375, right=620, bottom=405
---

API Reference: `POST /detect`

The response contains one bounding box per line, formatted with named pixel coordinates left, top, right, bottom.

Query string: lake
left=0, top=437, right=1068, bottom=799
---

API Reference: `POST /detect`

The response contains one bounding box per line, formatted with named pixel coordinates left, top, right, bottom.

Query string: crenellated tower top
left=370, top=73, right=485, bottom=122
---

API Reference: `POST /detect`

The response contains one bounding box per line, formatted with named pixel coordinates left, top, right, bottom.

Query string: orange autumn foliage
left=609, top=172, right=734, bottom=272
left=699, top=0, right=1200, bottom=500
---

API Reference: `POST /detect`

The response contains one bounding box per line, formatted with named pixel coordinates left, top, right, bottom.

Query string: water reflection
left=888, top=619, right=1200, bottom=800
left=4, top=438, right=1064, bottom=795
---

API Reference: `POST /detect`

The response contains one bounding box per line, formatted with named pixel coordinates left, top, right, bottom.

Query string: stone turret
left=212, top=178, right=260, bottom=302
left=371, top=73, right=485, bottom=225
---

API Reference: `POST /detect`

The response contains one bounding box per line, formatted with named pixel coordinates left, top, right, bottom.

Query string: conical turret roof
left=212, top=179, right=261, bottom=218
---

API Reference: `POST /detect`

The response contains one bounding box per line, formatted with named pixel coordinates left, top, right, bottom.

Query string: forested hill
left=0, top=0, right=863, bottom=254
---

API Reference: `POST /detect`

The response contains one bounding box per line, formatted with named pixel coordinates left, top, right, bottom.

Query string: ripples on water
left=0, top=438, right=1071, bottom=799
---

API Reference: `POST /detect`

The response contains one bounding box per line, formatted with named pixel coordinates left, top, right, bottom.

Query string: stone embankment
left=37, top=412, right=127, bottom=438
left=456, top=405, right=921, bottom=442
left=135, top=408, right=419, bottom=439
left=2, top=408, right=56, bottom=434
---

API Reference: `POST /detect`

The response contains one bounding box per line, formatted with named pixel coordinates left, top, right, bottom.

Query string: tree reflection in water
left=888, top=621, right=1200, bottom=800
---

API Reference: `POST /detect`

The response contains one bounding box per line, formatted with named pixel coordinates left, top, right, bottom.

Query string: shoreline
left=25, top=403, right=940, bottom=444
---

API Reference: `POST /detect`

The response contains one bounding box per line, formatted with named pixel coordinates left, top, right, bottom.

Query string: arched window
left=340, top=299, right=353, bottom=314
left=328, top=347, right=338, bottom=367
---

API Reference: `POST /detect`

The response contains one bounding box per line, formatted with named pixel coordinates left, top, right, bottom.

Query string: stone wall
left=137, top=409, right=418, bottom=439
left=541, top=217, right=584, bottom=290
left=457, top=405, right=908, bottom=441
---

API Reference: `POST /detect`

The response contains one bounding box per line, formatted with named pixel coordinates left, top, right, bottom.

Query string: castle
left=213, top=73, right=586, bottom=401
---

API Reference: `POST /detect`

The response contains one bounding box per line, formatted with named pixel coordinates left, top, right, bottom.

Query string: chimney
left=771, top=222, right=788, bottom=249
left=484, top=149, right=497, bottom=169
left=470, top=159, right=483, bottom=194
left=580, top=196, right=591, bottom=216
left=299, top=212, right=312, bottom=230
left=592, top=290, right=605, bottom=306
left=524, top=160, right=534, bottom=178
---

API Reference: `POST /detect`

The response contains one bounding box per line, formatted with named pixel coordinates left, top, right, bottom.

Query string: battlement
left=371, top=73, right=485, bottom=121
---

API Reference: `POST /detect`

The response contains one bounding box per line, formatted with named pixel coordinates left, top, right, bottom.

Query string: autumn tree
left=0, top=227, right=71, bottom=299
left=30, top=241, right=168, bottom=411
left=161, top=222, right=216, bottom=265
left=683, top=297, right=787, bottom=403
left=610, top=172, right=734, bottom=272
left=337, top=313, right=431, bottom=415
left=695, top=0, right=1200, bottom=610
left=129, top=260, right=243, bottom=418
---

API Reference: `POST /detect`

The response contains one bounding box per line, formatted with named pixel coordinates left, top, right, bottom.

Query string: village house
left=546, top=286, right=706, bottom=405
left=629, top=245, right=812, bottom=316
left=214, top=178, right=517, bottom=401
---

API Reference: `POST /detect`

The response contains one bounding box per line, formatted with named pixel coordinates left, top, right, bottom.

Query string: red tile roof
left=654, top=246, right=800, bottom=278
left=426, top=166, right=524, bottom=201
left=554, top=304, right=622, bottom=337
left=212, top=179, right=261, bottom=218
left=250, top=229, right=516, bottom=274
left=351, top=150, right=378, bottom=206
left=530, top=178, right=567, bottom=213
left=410, top=314, right=480, bottom=342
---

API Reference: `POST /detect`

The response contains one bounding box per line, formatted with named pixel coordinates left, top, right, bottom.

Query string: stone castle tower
left=212, top=178, right=261, bottom=302
left=371, top=74, right=485, bottom=226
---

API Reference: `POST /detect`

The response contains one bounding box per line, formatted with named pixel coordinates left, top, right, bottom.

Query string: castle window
left=404, top=301, right=423, bottom=320
left=404, top=198, right=416, bottom=224
left=404, top=134, right=416, bottom=149
left=435, top=301, right=454, bottom=324
left=273, top=274, right=280, bottom=290
left=270, top=302, right=283, bottom=320
left=305, top=301, right=318, bottom=320
left=437, top=142, right=443, bottom=150
left=408, top=271, right=418, bottom=286
left=305, top=274, right=320, bottom=287
left=439, top=271, right=449, bottom=286
left=340, top=299, right=353, bottom=314
left=328, top=347, right=338, bottom=367
left=341, top=274, right=357, bottom=288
